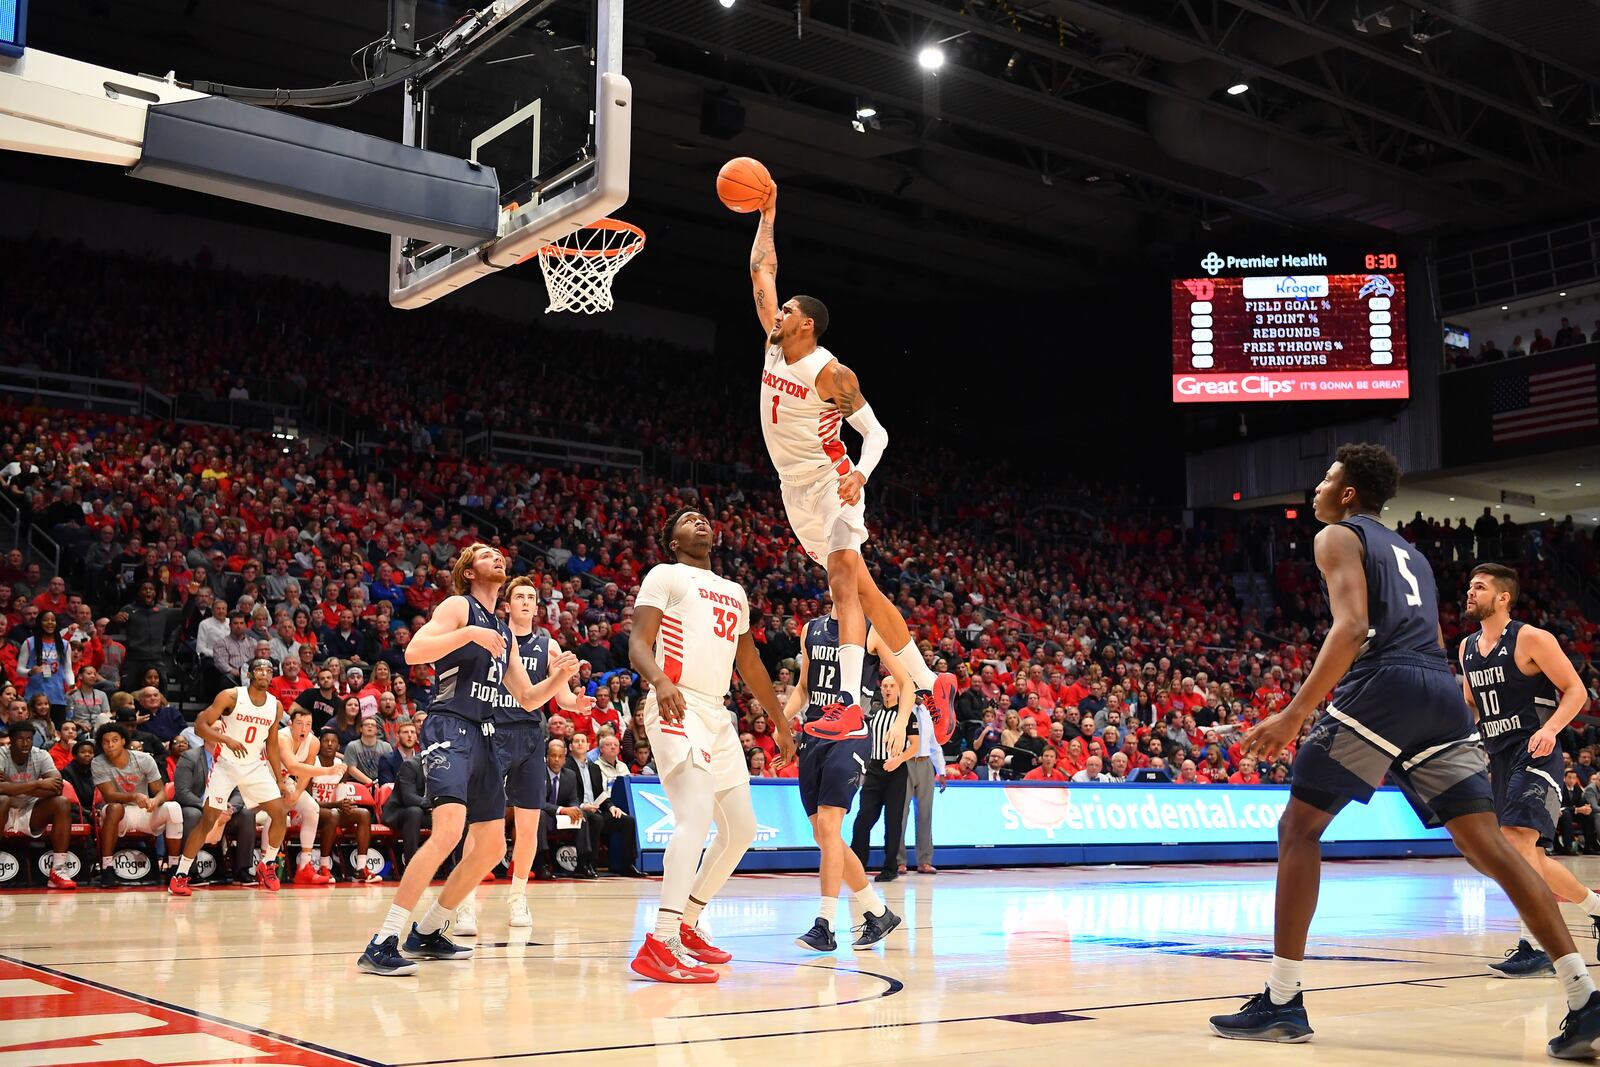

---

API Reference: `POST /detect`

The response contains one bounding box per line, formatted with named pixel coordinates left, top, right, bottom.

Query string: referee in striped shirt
left=850, top=671, right=919, bottom=884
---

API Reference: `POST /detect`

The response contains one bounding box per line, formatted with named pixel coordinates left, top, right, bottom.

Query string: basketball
left=716, top=156, right=774, bottom=213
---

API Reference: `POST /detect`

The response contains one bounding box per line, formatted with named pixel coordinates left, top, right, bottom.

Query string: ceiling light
left=1560, top=291, right=1568, bottom=297
left=918, top=45, right=945, bottom=70
left=855, top=105, right=877, bottom=119
left=1449, top=497, right=1455, bottom=501
left=1577, top=482, right=1584, bottom=487
left=850, top=119, right=866, bottom=133
left=1374, top=10, right=1391, bottom=28
left=1500, top=305, right=1509, bottom=310
left=1227, top=80, right=1250, bottom=96
left=718, top=0, right=736, bottom=8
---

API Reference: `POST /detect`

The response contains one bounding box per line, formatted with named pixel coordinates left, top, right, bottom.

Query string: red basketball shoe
left=167, top=874, right=191, bottom=897
left=926, top=673, right=958, bottom=745
left=803, top=703, right=865, bottom=740
left=679, top=923, right=732, bottom=964
left=258, top=865, right=281, bottom=892
left=630, top=935, right=718, bottom=984
left=46, top=869, right=77, bottom=890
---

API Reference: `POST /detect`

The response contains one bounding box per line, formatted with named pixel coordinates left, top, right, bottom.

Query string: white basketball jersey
left=311, top=761, right=344, bottom=805
left=759, top=344, right=851, bottom=485
left=635, top=562, right=749, bottom=699
left=277, top=727, right=315, bottom=782
left=218, top=686, right=278, bottom=764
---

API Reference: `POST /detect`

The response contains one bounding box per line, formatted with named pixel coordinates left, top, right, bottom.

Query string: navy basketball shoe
left=1209, top=987, right=1314, bottom=1043
left=853, top=907, right=902, bottom=948
left=1550, top=989, right=1600, bottom=1059
left=358, top=936, right=419, bottom=976
left=404, top=923, right=474, bottom=960
left=795, top=917, right=837, bottom=953
left=1488, top=939, right=1555, bottom=978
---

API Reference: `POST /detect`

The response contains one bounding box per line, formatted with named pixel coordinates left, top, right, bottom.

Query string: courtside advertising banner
left=628, top=779, right=1449, bottom=854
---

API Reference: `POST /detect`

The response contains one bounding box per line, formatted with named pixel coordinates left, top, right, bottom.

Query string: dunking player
left=628, top=508, right=796, bottom=983
left=1209, top=444, right=1600, bottom=1058
left=786, top=611, right=912, bottom=951
left=358, top=544, right=577, bottom=976
left=748, top=188, right=956, bottom=745
left=453, top=575, right=590, bottom=935
left=1459, top=563, right=1598, bottom=978
left=169, top=658, right=289, bottom=896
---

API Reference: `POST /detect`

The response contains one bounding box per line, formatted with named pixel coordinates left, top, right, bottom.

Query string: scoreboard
left=1172, top=249, right=1409, bottom=403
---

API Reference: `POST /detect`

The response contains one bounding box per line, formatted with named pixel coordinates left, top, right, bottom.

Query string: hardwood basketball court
left=2, top=857, right=1590, bottom=1066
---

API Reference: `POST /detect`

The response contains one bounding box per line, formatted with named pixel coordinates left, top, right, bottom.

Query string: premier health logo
left=1199, top=252, right=1225, bottom=276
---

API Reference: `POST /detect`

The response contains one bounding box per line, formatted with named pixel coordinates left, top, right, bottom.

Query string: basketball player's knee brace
left=715, top=794, right=758, bottom=852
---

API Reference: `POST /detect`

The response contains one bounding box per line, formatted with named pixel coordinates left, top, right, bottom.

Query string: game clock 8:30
left=1364, top=253, right=1398, bottom=270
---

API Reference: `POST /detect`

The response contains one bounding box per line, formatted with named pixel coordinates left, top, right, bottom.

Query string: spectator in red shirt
left=944, top=751, right=978, bottom=780
left=270, top=656, right=311, bottom=708
left=1228, top=756, right=1261, bottom=785
left=1023, top=747, right=1072, bottom=781
left=1176, top=759, right=1203, bottom=784
left=32, top=576, right=70, bottom=617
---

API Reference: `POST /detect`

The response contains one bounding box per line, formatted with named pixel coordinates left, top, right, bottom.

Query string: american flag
left=1490, top=363, right=1598, bottom=443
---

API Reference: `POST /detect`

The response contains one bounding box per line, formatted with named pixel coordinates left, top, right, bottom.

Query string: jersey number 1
left=770, top=395, right=780, bottom=425
left=1390, top=544, right=1423, bottom=607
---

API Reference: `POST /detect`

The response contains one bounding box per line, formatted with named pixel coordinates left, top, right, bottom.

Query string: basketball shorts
left=1488, top=742, right=1562, bottom=844
left=205, top=758, right=283, bottom=811
left=1291, top=655, right=1493, bottom=825
left=4, top=801, right=41, bottom=837
left=642, top=687, right=747, bottom=793
left=797, top=732, right=870, bottom=817
left=493, top=719, right=549, bottom=810
left=420, top=712, right=506, bottom=824
left=781, top=468, right=869, bottom=564
left=118, top=800, right=182, bottom=837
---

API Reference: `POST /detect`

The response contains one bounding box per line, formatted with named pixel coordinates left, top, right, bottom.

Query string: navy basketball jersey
left=802, top=615, right=881, bottom=722
left=428, top=594, right=512, bottom=725
left=1462, top=620, right=1559, bottom=754
left=1335, top=514, right=1444, bottom=666
left=493, top=628, right=551, bottom=727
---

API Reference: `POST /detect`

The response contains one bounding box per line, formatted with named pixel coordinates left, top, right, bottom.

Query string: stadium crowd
left=0, top=242, right=1596, bottom=887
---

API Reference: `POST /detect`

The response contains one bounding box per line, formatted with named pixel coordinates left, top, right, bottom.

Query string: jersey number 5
left=712, top=607, right=738, bottom=642
left=1390, top=544, right=1423, bottom=607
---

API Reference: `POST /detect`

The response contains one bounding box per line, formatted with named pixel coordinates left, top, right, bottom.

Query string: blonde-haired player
left=747, top=184, right=956, bottom=745
left=628, top=508, right=796, bottom=983
left=276, top=706, right=334, bottom=885
left=169, top=658, right=290, bottom=896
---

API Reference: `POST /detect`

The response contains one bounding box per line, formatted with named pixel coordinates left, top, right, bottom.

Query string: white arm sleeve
left=845, top=403, right=888, bottom=482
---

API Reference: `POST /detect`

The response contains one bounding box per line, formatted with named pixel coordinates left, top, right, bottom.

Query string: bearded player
left=748, top=187, right=956, bottom=746
left=628, top=508, right=796, bottom=983
left=1459, top=563, right=1598, bottom=978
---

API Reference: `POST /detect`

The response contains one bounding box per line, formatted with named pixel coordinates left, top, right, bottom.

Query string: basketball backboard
left=388, top=0, right=630, bottom=309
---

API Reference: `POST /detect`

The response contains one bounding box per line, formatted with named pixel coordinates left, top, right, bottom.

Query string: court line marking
left=0, top=953, right=387, bottom=1067
left=384, top=969, right=1506, bottom=1064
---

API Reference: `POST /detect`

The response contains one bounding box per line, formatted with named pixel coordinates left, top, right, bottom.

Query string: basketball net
left=532, top=218, right=645, bottom=314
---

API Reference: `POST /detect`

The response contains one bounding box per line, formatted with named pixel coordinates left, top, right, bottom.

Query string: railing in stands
left=0, top=366, right=142, bottom=414
left=1437, top=217, right=1600, bottom=315
left=483, top=430, right=643, bottom=471
left=26, top=524, right=60, bottom=579
left=143, top=388, right=174, bottom=422
left=0, top=491, right=19, bottom=550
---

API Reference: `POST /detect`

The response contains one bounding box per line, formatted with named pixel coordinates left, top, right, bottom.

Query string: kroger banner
left=624, top=779, right=1453, bottom=870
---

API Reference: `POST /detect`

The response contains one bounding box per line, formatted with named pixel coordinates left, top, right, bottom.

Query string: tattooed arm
left=750, top=189, right=779, bottom=337
left=819, top=361, right=888, bottom=505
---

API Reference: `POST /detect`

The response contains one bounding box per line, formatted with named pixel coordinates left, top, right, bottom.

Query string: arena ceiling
left=25, top=0, right=1600, bottom=297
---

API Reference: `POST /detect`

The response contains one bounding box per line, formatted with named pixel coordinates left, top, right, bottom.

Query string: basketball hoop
left=529, top=218, right=645, bottom=314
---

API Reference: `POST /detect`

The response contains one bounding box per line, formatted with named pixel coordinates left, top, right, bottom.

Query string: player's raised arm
left=1524, top=627, right=1588, bottom=758
left=735, top=630, right=794, bottom=768
left=505, top=646, right=580, bottom=714
left=750, top=191, right=778, bottom=336
left=405, top=595, right=497, bottom=664
left=783, top=632, right=810, bottom=724
left=547, top=637, right=596, bottom=715
left=818, top=360, right=888, bottom=506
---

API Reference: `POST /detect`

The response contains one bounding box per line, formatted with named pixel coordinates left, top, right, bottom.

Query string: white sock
left=892, top=640, right=937, bottom=692
left=321, top=855, right=333, bottom=870
left=683, top=894, right=707, bottom=928
left=175, top=855, right=194, bottom=877
left=1555, top=952, right=1597, bottom=1010
left=1267, top=955, right=1303, bottom=1005
left=52, top=852, right=71, bottom=872
left=852, top=884, right=884, bottom=917
left=1578, top=890, right=1600, bottom=917
left=417, top=900, right=453, bottom=935
left=377, top=904, right=409, bottom=941
left=297, top=853, right=313, bottom=868
left=838, top=645, right=865, bottom=708
left=511, top=875, right=528, bottom=897
left=261, top=845, right=278, bottom=864
left=654, top=907, right=682, bottom=942
left=818, top=896, right=837, bottom=927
